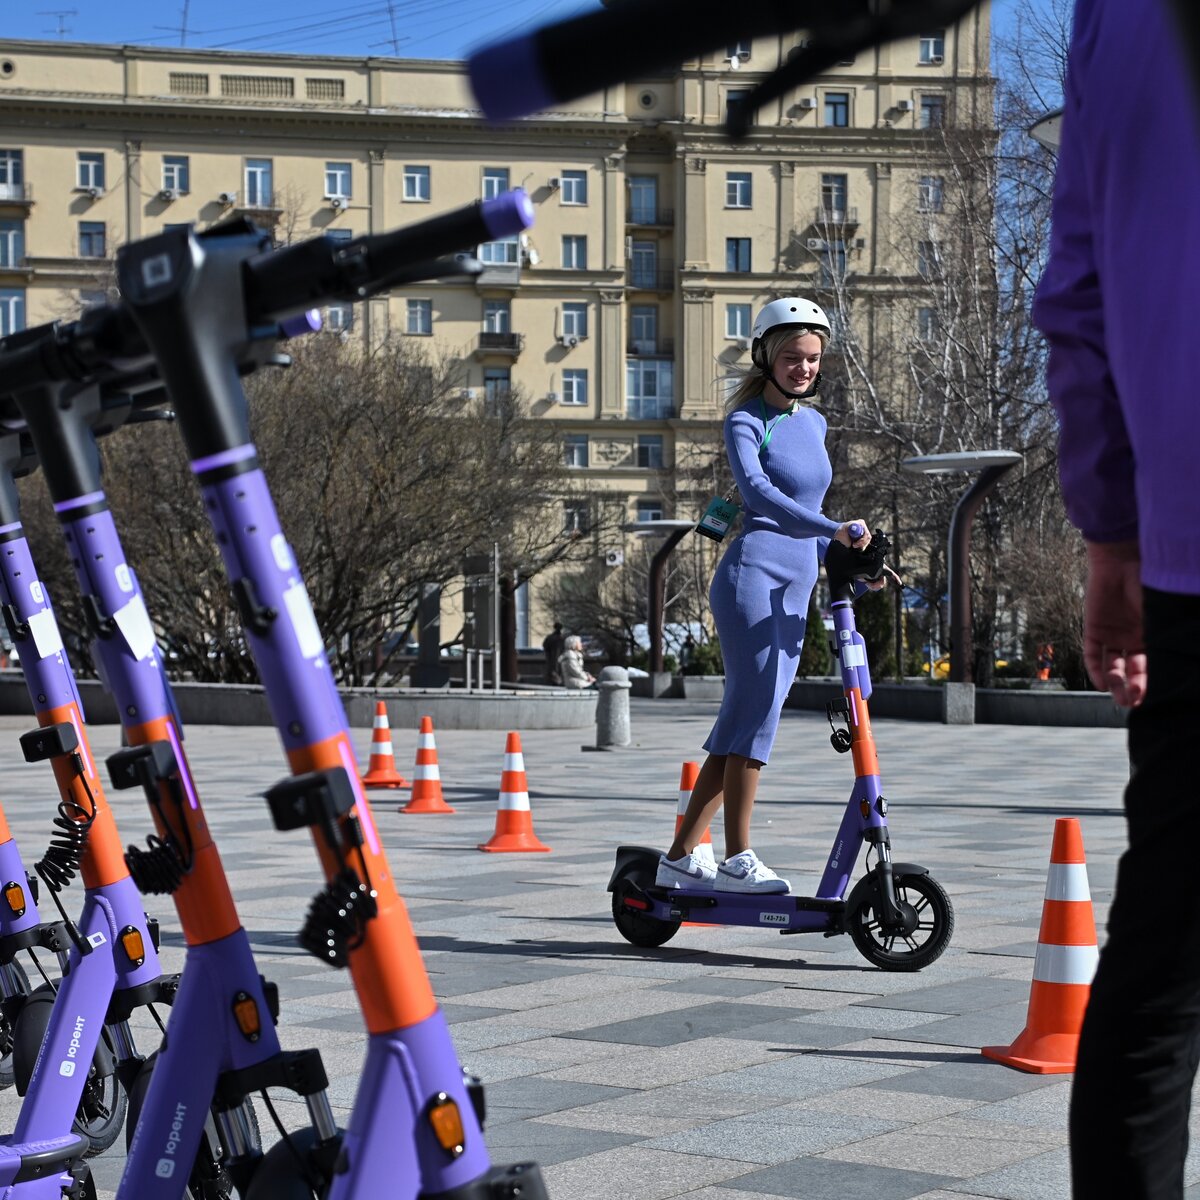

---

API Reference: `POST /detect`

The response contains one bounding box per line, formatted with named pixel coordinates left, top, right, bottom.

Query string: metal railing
left=477, top=331, right=524, bottom=354
left=627, top=207, right=674, bottom=227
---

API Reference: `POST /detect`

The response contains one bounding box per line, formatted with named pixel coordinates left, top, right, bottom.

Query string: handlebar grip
left=279, top=310, right=322, bottom=339
left=848, top=522, right=865, bottom=540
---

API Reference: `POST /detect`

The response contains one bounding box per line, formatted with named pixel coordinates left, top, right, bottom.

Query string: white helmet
left=750, top=297, right=831, bottom=369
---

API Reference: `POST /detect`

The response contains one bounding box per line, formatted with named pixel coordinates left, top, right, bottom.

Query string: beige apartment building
left=0, top=19, right=991, bottom=647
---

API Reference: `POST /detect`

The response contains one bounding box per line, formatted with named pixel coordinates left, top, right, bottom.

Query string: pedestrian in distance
left=542, top=620, right=565, bottom=685
left=557, top=634, right=596, bottom=690
left=659, top=297, right=886, bottom=896
left=1033, top=2, right=1200, bottom=1196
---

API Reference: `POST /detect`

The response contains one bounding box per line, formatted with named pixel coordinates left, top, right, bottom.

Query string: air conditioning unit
left=559, top=334, right=580, bottom=349
left=798, top=97, right=818, bottom=110
left=85, top=186, right=103, bottom=199
left=158, top=188, right=180, bottom=202
left=218, top=191, right=238, bottom=206
left=457, top=387, right=478, bottom=401
left=545, top=390, right=561, bottom=403
left=929, top=54, right=944, bottom=64
left=806, top=238, right=827, bottom=251
left=328, top=196, right=348, bottom=210
left=734, top=336, right=751, bottom=351
left=548, top=176, right=561, bottom=190
left=603, top=549, right=624, bottom=567
left=896, top=98, right=914, bottom=112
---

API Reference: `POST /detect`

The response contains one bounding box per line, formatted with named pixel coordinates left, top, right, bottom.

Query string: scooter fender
left=12, top=983, right=117, bottom=1097
left=842, top=862, right=930, bottom=932
left=607, top=846, right=661, bottom=892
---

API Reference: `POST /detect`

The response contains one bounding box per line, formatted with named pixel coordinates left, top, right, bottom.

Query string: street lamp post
left=622, top=519, right=695, bottom=679
left=901, top=451, right=1023, bottom=684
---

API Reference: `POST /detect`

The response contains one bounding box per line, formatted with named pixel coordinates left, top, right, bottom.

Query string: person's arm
left=726, top=410, right=841, bottom=540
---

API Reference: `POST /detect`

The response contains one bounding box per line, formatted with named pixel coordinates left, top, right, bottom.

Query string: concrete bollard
left=591, top=666, right=632, bottom=750
left=942, top=681, right=976, bottom=725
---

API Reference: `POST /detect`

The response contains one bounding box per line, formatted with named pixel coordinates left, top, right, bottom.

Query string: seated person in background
left=558, top=635, right=596, bottom=689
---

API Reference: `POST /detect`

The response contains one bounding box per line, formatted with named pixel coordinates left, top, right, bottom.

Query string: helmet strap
left=766, top=367, right=822, bottom=402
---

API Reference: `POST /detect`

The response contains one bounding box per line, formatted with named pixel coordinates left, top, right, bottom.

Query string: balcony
left=626, top=338, right=674, bottom=357
left=627, top=207, right=674, bottom=228
left=626, top=262, right=675, bottom=292
left=475, top=331, right=524, bottom=358
left=812, top=205, right=859, bottom=229
left=474, top=263, right=521, bottom=289
left=0, top=256, right=32, bottom=280
left=234, top=199, right=284, bottom=225
left=0, top=183, right=34, bottom=211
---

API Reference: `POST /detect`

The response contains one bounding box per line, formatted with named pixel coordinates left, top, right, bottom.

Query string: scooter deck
left=644, top=885, right=846, bottom=932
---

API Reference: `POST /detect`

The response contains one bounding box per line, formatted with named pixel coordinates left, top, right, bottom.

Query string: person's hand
left=833, top=520, right=871, bottom=549
left=1083, top=539, right=1146, bottom=708
left=863, top=564, right=903, bottom=592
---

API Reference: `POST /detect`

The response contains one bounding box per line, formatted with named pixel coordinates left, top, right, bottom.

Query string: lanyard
left=758, top=397, right=797, bottom=455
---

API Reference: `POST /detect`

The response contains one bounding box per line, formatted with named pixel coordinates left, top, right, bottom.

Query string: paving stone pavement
left=0, top=697, right=1195, bottom=1200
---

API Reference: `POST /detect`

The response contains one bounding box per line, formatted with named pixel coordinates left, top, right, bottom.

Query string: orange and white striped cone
left=400, top=716, right=454, bottom=814
left=675, top=761, right=716, bottom=926
left=478, top=731, right=551, bottom=853
left=361, top=701, right=407, bottom=788
left=982, top=817, right=1099, bottom=1074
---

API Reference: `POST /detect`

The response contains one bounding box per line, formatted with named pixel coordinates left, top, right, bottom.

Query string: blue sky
left=4, top=0, right=1038, bottom=64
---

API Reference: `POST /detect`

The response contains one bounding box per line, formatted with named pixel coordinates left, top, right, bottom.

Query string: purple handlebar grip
left=848, top=522, right=866, bottom=540
left=279, top=309, right=322, bottom=339
left=469, top=37, right=553, bottom=123
left=481, top=189, right=535, bottom=240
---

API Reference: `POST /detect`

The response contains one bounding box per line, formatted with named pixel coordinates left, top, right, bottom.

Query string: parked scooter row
left=0, top=191, right=547, bottom=1197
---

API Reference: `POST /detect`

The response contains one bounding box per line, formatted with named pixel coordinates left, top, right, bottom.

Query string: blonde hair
left=722, top=326, right=830, bottom=413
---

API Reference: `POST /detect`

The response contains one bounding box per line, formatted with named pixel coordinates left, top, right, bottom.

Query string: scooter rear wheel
left=0, top=959, right=30, bottom=1090
left=847, top=871, right=953, bottom=972
left=611, top=865, right=680, bottom=948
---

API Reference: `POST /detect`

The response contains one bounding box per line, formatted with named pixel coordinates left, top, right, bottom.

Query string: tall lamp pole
left=622, top=519, right=694, bottom=674
left=901, top=451, right=1023, bottom=684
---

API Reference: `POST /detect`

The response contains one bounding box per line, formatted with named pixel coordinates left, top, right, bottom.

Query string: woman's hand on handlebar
left=833, top=520, right=871, bottom=549
left=862, top=564, right=904, bottom=592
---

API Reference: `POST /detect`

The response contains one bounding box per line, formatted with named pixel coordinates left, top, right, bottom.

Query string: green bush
left=684, top=638, right=724, bottom=676
left=798, top=594, right=831, bottom=676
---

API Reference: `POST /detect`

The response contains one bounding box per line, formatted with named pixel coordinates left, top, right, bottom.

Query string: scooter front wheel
left=611, top=865, right=680, bottom=948
left=846, top=871, right=954, bottom=972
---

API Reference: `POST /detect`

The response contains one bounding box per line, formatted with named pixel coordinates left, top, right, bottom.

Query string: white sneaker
left=655, top=851, right=717, bottom=889
left=692, top=842, right=716, bottom=867
left=715, top=850, right=791, bottom=895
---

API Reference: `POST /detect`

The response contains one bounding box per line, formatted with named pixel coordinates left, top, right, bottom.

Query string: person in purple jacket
left=1033, top=2, right=1200, bottom=1195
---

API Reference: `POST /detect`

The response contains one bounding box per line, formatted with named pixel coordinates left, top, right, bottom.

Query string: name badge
left=696, top=496, right=740, bottom=542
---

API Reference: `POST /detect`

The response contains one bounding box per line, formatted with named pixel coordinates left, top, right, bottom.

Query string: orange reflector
left=120, top=927, right=145, bottom=965
left=3, top=882, right=25, bottom=917
left=428, top=1094, right=465, bottom=1155
left=860, top=800, right=871, bottom=819
left=232, top=993, right=261, bottom=1040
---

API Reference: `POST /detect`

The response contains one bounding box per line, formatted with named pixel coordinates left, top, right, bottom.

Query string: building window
left=162, top=155, right=190, bottom=193
left=725, top=238, right=751, bottom=273
left=0, top=150, right=23, bottom=201
left=406, top=298, right=432, bottom=335
left=821, top=173, right=849, bottom=219
left=563, top=500, right=589, bottom=534
left=726, top=40, right=751, bottom=61
left=725, top=303, right=751, bottom=339
left=629, top=241, right=658, bottom=289
left=77, top=152, right=105, bottom=191
left=918, top=175, right=945, bottom=212
left=403, top=165, right=430, bottom=202
left=626, top=359, right=674, bottom=419
left=917, top=240, right=940, bottom=278
left=484, top=367, right=511, bottom=409
left=482, top=167, right=509, bottom=199
left=562, top=235, right=588, bottom=270
left=560, top=170, right=587, bottom=205
left=0, top=288, right=24, bottom=336
left=917, top=306, right=939, bottom=342
left=628, top=175, right=658, bottom=225
left=327, top=228, right=353, bottom=244
left=564, top=434, right=589, bottom=469
left=725, top=172, right=752, bottom=209
left=824, top=92, right=850, bottom=127
left=725, top=89, right=752, bottom=125
left=483, top=300, right=510, bottom=333
left=920, top=94, right=946, bottom=129
left=636, top=499, right=665, bottom=523
left=244, top=158, right=273, bottom=207
left=630, top=305, right=658, bottom=353
left=0, top=220, right=24, bottom=268
left=326, top=302, right=353, bottom=332
left=562, top=303, right=588, bottom=339
left=636, top=435, right=664, bottom=469
left=325, top=161, right=352, bottom=199
left=919, top=30, right=945, bottom=63
left=479, top=237, right=519, bottom=264
left=562, top=369, right=588, bottom=406
left=78, top=221, right=106, bottom=258
left=820, top=240, right=847, bottom=286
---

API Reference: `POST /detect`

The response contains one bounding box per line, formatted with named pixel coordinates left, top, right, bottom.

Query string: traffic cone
left=478, top=732, right=551, bottom=853
left=361, top=701, right=407, bottom=788
left=675, top=761, right=716, bottom=927
left=401, top=716, right=454, bottom=814
left=982, top=817, right=1099, bottom=1074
